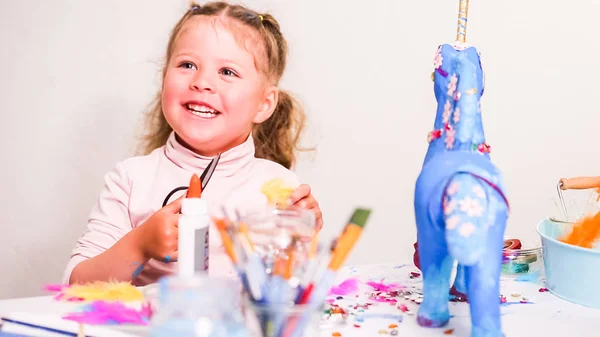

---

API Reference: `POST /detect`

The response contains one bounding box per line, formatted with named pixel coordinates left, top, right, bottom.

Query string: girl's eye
left=219, top=68, right=238, bottom=77
left=179, top=62, right=197, bottom=70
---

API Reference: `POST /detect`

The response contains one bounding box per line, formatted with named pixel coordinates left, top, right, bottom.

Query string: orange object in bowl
left=559, top=211, right=600, bottom=249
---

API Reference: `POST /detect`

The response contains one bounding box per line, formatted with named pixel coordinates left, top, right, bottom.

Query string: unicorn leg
left=451, top=264, right=468, bottom=301
left=415, top=216, right=453, bottom=327
left=463, top=233, right=504, bottom=337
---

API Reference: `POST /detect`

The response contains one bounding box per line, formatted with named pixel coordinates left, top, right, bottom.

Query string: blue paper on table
left=1, top=312, right=139, bottom=337
left=0, top=332, right=38, bottom=337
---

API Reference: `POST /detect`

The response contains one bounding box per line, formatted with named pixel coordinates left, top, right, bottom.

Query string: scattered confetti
left=366, top=280, right=403, bottom=292
left=361, top=313, right=404, bottom=320
left=539, top=287, right=549, bottom=292
left=374, top=296, right=398, bottom=303
left=332, top=332, right=341, bottom=337
left=388, top=324, right=398, bottom=328
left=378, top=330, right=389, bottom=335
left=333, top=308, right=345, bottom=315
left=444, top=328, right=455, bottom=335
left=353, top=324, right=361, bottom=328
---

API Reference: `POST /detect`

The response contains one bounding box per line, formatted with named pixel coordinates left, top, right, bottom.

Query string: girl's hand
left=133, top=197, right=182, bottom=263
left=288, top=184, right=323, bottom=231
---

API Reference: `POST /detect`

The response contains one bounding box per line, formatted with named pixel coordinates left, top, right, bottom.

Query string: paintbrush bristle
left=349, top=208, right=371, bottom=228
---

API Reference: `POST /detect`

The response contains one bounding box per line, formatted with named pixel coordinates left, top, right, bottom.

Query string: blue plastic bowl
left=537, top=217, right=600, bottom=308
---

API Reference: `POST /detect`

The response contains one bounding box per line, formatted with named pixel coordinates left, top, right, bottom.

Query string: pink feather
left=365, top=279, right=403, bottom=292
left=328, top=278, right=360, bottom=296
left=44, top=284, right=69, bottom=292
left=62, top=301, right=150, bottom=325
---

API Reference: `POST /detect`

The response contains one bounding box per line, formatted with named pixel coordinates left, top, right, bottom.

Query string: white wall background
left=1, top=0, right=600, bottom=299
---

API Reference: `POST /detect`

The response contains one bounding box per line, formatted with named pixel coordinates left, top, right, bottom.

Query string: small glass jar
left=242, top=295, right=323, bottom=337
left=148, top=274, right=248, bottom=337
left=501, top=237, right=543, bottom=277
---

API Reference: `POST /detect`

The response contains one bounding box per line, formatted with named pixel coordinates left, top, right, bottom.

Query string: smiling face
left=161, top=15, right=278, bottom=156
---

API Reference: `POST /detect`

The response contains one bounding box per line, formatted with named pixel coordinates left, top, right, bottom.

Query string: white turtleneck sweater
left=62, top=131, right=299, bottom=285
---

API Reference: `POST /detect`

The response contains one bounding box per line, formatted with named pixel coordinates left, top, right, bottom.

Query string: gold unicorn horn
left=456, top=0, right=469, bottom=43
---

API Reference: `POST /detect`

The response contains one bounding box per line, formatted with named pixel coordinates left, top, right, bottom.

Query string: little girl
left=63, top=1, right=322, bottom=285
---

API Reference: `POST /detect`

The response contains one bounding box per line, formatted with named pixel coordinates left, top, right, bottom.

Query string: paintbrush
left=214, top=217, right=239, bottom=264
left=284, top=208, right=372, bottom=337
left=265, top=236, right=298, bottom=337
left=293, top=240, right=334, bottom=304
left=236, top=231, right=266, bottom=302
left=296, top=208, right=371, bottom=305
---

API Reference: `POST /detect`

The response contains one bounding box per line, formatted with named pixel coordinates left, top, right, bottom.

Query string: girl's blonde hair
left=139, top=1, right=309, bottom=169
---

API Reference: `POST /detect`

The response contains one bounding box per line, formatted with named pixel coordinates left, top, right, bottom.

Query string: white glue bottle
left=178, top=173, right=210, bottom=277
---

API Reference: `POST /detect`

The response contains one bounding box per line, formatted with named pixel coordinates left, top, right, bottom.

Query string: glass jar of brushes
left=148, top=274, right=248, bottom=337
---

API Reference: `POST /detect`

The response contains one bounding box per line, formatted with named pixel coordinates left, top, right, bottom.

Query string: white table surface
left=1, top=263, right=599, bottom=337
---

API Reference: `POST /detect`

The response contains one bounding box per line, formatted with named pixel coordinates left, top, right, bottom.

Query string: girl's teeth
left=189, top=110, right=218, bottom=118
left=187, top=104, right=216, bottom=113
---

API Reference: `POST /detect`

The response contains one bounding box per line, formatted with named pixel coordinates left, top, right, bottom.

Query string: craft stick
left=560, top=177, right=600, bottom=190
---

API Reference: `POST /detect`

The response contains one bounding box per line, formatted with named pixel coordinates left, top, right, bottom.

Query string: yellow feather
left=261, top=179, right=295, bottom=207
left=60, top=281, right=143, bottom=302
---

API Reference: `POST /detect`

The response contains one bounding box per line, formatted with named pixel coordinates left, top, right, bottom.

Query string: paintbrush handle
left=328, top=225, right=363, bottom=271
left=238, top=222, right=256, bottom=251
left=560, top=177, right=600, bottom=190
left=214, top=218, right=238, bottom=264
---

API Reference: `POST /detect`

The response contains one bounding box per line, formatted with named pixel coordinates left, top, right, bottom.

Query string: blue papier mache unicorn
left=413, top=43, right=510, bottom=337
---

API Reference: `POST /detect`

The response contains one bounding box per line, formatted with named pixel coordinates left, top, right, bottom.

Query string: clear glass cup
left=240, top=205, right=316, bottom=278
left=148, top=274, right=248, bottom=337
left=242, top=295, right=323, bottom=337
